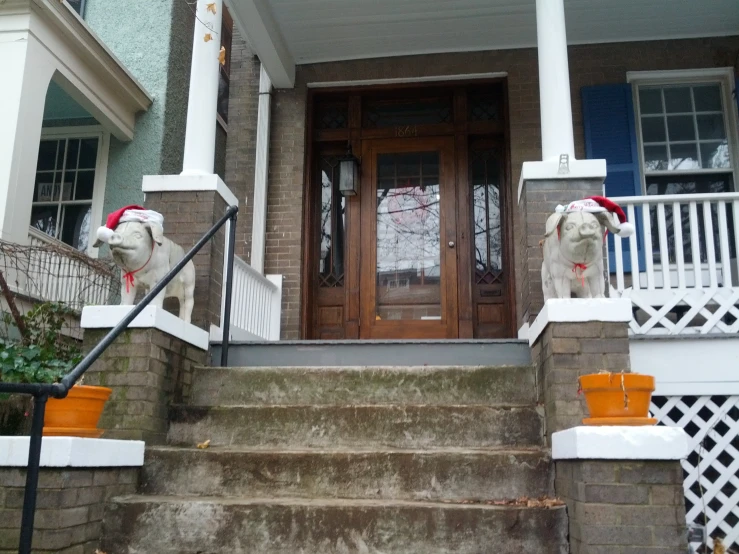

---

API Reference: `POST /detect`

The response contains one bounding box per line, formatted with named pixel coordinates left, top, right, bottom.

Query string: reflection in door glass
left=376, top=152, right=441, bottom=320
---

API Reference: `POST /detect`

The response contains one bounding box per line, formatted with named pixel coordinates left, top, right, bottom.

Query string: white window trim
left=36, top=126, right=110, bottom=258
left=626, top=67, right=739, bottom=195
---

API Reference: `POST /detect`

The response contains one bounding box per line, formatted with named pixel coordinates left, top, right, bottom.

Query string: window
left=65, top=0, right=86, bottom=17
left=217, top=6, right=234, bottom=126
left=30, top=132, right=106, bottom=253
left=633, top=74, right=738, bottom=196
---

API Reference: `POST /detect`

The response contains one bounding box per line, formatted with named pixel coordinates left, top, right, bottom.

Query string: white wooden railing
left=609, top=192, right=739, bottom=335
left=217, top=254, right=282, bottom=341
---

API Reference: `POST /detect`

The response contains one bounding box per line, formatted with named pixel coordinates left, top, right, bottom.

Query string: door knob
left=448, top=241, right=455, bottom=248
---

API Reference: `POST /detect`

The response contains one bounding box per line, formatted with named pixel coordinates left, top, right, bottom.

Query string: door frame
left=300, top=79, right=516, bottom=339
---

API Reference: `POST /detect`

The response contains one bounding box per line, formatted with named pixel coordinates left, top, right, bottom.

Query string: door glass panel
left=376, top=152, right=441, bottom=320
left=318, top=155, right=345, bottom=287
left=470, top=148, right=503, bottom=284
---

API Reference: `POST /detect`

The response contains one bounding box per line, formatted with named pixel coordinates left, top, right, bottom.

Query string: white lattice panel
left=651, top=395, right=739, bottom=552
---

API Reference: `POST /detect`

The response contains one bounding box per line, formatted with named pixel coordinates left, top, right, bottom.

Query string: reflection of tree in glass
left=319, top=160, right=345, bottom=280
left=473, top=185, right=502, bottom=272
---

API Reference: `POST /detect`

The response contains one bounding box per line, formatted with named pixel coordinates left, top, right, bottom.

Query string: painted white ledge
left=529, top=298, right=632, bottom=345
left=82, top=305, right=208, bottom=350
left=518, top=158, right=607, bottom=203
left=552, top=426, right=690, bottom=461
left=0, top=437, right=144, bottom=467
left=142, top=174, right=239, bottom=208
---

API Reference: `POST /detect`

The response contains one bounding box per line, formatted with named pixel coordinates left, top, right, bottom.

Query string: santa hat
left=95, top=205, right=165, bottom=244
left=555, top=196, right=635, bottom=238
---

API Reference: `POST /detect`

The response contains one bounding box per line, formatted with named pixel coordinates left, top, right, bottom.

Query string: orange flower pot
left=578, top=373, right=656, bottom=426
left=43, top=385, right=112, bottom=438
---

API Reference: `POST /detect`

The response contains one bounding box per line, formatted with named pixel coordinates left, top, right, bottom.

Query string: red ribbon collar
left=571, top=262, right=588, bottom=288
left=123, top=244, right=154, bottom=293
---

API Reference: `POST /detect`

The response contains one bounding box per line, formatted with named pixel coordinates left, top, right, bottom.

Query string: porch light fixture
left=339, top=143, right=360, bottom=197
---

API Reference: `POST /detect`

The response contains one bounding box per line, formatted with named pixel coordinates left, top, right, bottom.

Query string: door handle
left=448, top=241, right=455, bottom=248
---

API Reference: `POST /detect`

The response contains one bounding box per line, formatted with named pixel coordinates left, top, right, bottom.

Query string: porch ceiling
left=228, top=0, right=739, bottom=88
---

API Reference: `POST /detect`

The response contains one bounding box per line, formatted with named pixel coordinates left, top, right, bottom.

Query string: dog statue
left=542, top=196, right=634, bottom=301
left=93, top=206, right=196, bottom=323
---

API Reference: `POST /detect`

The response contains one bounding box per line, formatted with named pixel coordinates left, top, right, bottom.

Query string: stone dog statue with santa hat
left=94, top=206, right=196, bottom=323
left=542, top=196, right=635, bottom=301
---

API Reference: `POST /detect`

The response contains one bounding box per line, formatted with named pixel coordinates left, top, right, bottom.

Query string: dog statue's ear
left=545, top=213, right=565, bottom=238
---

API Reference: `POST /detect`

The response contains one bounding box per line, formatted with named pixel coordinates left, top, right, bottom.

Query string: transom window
left=31, top=137, right=100, bottom=251
left=636, top=81, right=736, bottom=195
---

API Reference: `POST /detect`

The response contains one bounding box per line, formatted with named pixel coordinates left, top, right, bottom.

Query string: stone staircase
left=99, top=363, right=568, bottom=553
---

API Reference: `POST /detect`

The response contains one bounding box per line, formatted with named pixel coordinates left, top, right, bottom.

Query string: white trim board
left=81, top=305, right=209, bottom=350
left=528, top=298, right=632, bottom=345
left=0, top=437, right=144, bottom=467
left=552, top=426, right=690, bottom=460
left=142, top=174, right=239, bottom=208
left=307, top=72, right=508, bottom=89
left=630, top=336, right=739, bottom=396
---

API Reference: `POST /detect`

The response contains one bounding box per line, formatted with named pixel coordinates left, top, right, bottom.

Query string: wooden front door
left=303, top=82, right=515, bottom=340
left=359, top=137, right=458, bottom=338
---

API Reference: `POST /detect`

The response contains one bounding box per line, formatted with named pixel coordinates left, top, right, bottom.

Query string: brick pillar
left=553, top=427, right=690, bottom=554
left=530, top=299, right=632, bottom=444
left=520, top=177, right=604, bottom=326
left=81, top=306, right=208, bottom=444
left=142, top=174, right=239, bottom=332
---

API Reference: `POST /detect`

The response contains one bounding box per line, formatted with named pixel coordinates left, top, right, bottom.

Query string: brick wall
left=226, top=35, right=739, bottom=338
left=82, top=328, right=207, bottom=444
left=0, top=467, right=137, bottom=553
left=555, top=460, right=689, bottom=553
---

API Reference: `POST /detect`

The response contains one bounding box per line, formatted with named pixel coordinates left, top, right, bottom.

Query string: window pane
left=66, top=0, right=84, bottom=16
left=646, top=174, right=732, bottom=195
left=700, top=141, right=731, bottom=169
left=60, top=175, right=74, bottom=201
left=34, top=174, right=58, bottom=202
left=693, top=85, right=722, bottom=112
left=56, top=141, right=66, bottom=170
left=669, top=144, right=699, bottom=170
left=696, top=114, right=726, bottom=141
left=218, top=70, right=230, bottom=123
left=318, top=155, right=344, bottom=287
left=65, top=139, right=80, bottom=169
left=644, top=145, right=668, bottom=171
left=78, top=138, right=98, bottom=169
left=470, top=149, right=503, bottom=280
left=30, top=206, right=58, bottom=238
left=664, top=87, right=692, bottom=113
left=60, top=205, right=91, bottom=251
left=641, top=117, right=666, bottom=142
left=667, top=115, right=695, bottom=141
left=363, top=97, right=452, bottom=128
left=639, top=88, right=663, bottom=114
left=37, top=141, right=59, bottom=171
left=75, top=170, right=95, bottom=200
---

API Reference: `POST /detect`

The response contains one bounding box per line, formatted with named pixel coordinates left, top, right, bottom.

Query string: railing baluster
left=614, top=223, right=625, bottom=292
left=689, top=202, right=703, bottom=289
left=673, top=201, right=686, bottom=289
left=717, top=201, right=732, bottom=288
left=627, top=204, right=640, bottom=290
left=657, top=202, right=671, bottom=289
left=703, top=201, right=718, bottom=288
left=642, top=203, right=655, bottom=290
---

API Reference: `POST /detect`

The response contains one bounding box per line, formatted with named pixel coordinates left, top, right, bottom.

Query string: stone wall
left=82, top=328, right=207, bottom=444
left=226, top=35, right=739, bottom=338
left=555, top=460, right=689, bottom=553
left=0, top=467, right=137, bottom=553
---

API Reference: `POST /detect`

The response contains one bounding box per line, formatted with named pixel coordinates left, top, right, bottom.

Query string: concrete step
left=142, top=446, right=553, bottom=501
left=190, top=365, right=537, bottom=407
left=211, top=339, right=531, bottom=367
left=101, top=495, right=568, bottom=554
left=167, top=404, right=544, bottom=449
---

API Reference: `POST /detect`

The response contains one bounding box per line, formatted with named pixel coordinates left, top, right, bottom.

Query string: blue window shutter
left=581, top=83, right=644, bottom=273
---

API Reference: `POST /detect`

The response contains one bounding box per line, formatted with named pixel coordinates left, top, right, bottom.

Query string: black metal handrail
left=0, top=204, right=238, bottom=554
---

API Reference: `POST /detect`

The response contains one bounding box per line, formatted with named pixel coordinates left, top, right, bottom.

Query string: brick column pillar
left=530, top=299, right=632, bottom=444
left=81, top=306, right=208, bottom=444
left=553, top=426, right=690, bottom=553
left=142, top=174, right=239, bottom=332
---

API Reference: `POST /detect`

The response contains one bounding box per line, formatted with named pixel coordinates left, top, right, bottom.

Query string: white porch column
left=250, top=65, right=272, bottom=273
left=0, top=32, right=54, bottom=244
left=535, top=0, right=575, bottom=162
left=181, top=0, right=223, bottom=176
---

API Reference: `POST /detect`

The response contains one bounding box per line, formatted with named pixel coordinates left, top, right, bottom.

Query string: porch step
left=189, top=365, right=537, bottom=406
left=166, top=404, right=544, bottom=449
left=210, top=338, right=531, bottom=367
left=142, top=446, right=553, bottom=501
left=101, top=495, right=568, bottom=554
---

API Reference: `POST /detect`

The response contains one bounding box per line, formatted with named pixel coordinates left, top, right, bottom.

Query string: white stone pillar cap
left=0, top=437, right=144, bottom=467
left=529, top=298, right=632, bottom=345
left=552, top=426, right=690, bottom=461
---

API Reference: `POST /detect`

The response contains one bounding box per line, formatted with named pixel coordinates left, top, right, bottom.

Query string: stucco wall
left=84, top=0, right=194, bottom=220
left=227, top=35, right=739, bottom=339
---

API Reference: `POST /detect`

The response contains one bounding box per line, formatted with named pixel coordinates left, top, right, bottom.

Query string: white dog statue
left=541, top=196, right=634, bottom=301
left=93, top=206, right=196, bottom=323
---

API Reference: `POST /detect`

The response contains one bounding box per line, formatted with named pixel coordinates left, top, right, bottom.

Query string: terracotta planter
left=43, top=385, right=112, bottom=438
left=578, top=373, right=657, bottom=426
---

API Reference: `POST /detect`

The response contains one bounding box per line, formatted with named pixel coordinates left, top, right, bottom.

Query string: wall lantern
left=339, top=143, right=360, bottom=197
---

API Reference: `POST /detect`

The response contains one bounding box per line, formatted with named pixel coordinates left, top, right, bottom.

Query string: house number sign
left=394, top=125, right=418, bottom=137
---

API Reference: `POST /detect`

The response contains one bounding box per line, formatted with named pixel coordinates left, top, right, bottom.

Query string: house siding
left=227, top=35, right=739, bottom=339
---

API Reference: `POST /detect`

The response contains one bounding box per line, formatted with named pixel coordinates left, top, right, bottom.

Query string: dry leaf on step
left=206, top=2, right=217, bottom=15
left=196, top=439, right=211, bottom=449
left=203, top=33, right=213, bottom=43
left=219, top=46, right=226, bottom=65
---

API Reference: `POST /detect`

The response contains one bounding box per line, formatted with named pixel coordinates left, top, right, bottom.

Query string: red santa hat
left=555, top=196, right=635, bottom=238
left=95, top=205, right=165, bottom=245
